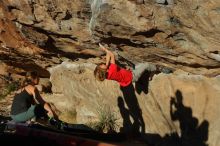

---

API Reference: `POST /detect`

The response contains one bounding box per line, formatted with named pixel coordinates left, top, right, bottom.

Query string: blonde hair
left=22, top=71, right=39, bottom=87
left=94, top=63, right=107, bottom=81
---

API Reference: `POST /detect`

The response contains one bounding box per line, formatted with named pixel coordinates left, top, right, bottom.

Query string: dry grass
left=88, top=104, right=118, bottom=133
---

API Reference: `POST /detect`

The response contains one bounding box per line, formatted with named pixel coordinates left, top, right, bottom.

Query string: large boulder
left=46, top=61, right=220, bottom=146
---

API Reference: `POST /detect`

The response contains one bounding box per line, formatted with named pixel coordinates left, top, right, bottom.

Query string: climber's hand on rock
left=99, top=43, right=109, bottom=52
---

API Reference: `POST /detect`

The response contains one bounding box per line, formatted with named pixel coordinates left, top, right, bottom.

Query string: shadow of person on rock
left=123, top=90, right=209, bottom=146
left=117, top=96, right=133, bottom=134
left=170, top=90, right=209, bottom=146
left=120, top=83, right=145, bottom=136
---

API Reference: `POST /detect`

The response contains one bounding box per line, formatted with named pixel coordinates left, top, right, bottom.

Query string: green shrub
left=0, top=82, right=19, bottom=99
left=89, top=105, right=118, bottom=133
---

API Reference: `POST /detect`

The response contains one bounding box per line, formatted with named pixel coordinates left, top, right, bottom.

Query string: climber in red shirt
left=94, top=43, right=157, bottom=87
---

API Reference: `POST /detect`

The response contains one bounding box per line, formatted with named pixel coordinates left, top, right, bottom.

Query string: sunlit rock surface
left=46, top=62, right=220, bottom=146
left=0, top=0, right=219, bottom=145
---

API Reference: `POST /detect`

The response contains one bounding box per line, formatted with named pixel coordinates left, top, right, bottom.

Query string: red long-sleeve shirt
left=107, top=64, right=132, bottom=87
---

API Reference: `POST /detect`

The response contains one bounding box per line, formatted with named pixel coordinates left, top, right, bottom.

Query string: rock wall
left=0, top=0, right=220, bottom=145
left=46, top=62, right=220, bottom=146
left=1, top=0, right=219, bottom=76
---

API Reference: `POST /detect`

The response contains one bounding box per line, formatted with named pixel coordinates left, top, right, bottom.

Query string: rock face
left=0, top=0, right=219, bottom=77
left=0, top=0, right=219, bottom=145
left=47, top=62, right=220, bottom=146
left=0, top=1, right=60, bottom=78
left=0, top=1, right=43, bottom=54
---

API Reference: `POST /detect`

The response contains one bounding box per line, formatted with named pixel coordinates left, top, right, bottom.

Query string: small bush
left=0, top=81, right=19, bottom=99
left=89, top=105, right=118, bottom=133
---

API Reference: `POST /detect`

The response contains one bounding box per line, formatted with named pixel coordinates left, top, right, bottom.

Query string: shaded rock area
left=44, top=61, right=220, bottom=146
